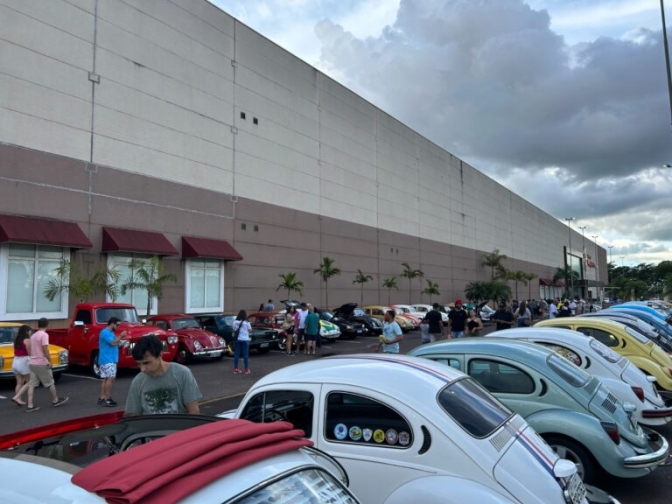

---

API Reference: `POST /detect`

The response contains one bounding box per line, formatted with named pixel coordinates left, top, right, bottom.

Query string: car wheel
left=545, top=435, right=596, bottom=483
left=175, top=344, right=192, bottom=365
left=277, top=338, right=287, bottom=351
left=90, top=351, right=102, bottom=380
left=257, top=346, right=271, bottom=354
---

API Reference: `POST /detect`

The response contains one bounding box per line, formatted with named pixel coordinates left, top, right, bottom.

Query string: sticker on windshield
left=398, top=431, right=410, bottom=446
left=373, top=429, right=385, bottom=443
left=334, top=423, right=348, bottom=440
left=362, top=428, right=373, bottom=442
left=386, top=429, right=399, bottom=445
left=349, top=426, right=362, bottom=441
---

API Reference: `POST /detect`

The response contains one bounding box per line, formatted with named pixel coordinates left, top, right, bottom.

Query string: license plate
left=565, top=472, right=586, bottom=504
left=260, top=343, right=269, bottom=348
left=357, top=330, right=362, bottom=333
left=210, top=351, right=222, bottom=357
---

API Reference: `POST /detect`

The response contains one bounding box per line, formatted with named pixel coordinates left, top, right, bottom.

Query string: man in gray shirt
left=125, top=335, right=202, bottom=415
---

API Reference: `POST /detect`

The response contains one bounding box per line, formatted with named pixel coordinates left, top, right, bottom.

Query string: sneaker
left=97, top=398, right=105, bottom=406
left=25, top=406, right=40, bottom=412
left=53, top=397, right=69, bottom=407
left=244, top=369, right=251, bottom=375
left=102, top=398, right=117, bottom=407
left=233, top=368, right=242, bottom=374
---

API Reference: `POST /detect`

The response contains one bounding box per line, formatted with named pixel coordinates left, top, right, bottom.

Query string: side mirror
left=73, top=321, right=84, bottom=327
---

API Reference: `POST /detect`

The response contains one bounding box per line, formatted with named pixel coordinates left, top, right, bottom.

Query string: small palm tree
left=464, top=280, right=491, bottom=303
left=44, top=259, right=121, bottom=302
left=507, top=270, right=529, bottom=301
left=488, top=280, right=512, bottom=305
left=353, top=269, right=374, bottom=306
left=481, top=249, right=508, bottom=280
left=382, top=277, right=399, bottom=305
left=277, top=272, right=304, bottom=299
left=422, top=280, right=440, bottom=302
left=524, top=272, right=538, bottom=300
left=401, top=262, right=424, bottom=304
left=120, top=256, right=177, bottom=317
left=314, top=257, right=341, bottom=308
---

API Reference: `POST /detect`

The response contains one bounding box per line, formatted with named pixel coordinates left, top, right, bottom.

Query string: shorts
left=296, top=328, right=305, bottom=342
left=29, top=364, right=54, bottom=388
left=451, top=331, right=465, bottom=339
left=305, top=333, right=317, bottom=342
left=12, top=356, right=31, bottom=376
left=99, top=362, right=117, bottom=379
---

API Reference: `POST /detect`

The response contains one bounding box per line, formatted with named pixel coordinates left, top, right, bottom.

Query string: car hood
left=333, top=303, right=358, bottom=317
left=121, top=324, right=168, bottom=339
left=174, top=328, right=223, bottom=347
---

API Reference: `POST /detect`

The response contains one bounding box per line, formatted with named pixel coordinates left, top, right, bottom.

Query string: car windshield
left=234, top=467, right=358, bottom=504
left=217, top=315, right=235, bottom=328
left=625, top=326, right=653, bottom=345
left=352, top=308, right=365, bottom=316
left=437, top=378, right=513, bottom=438
left=172, top=318, right=200, bottom=330
left=95, top=307, right=138, bottom=324
left=588, top=338, right=623, bottom=364
left=321, top=311, right=334, bottom=320
left=546, top=353, right=590, bottom=387
left=0, top=326, right=19, bottom=344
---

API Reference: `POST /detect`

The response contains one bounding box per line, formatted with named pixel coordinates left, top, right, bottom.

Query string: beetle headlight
left=193, top=341, right=203, bottom=350
left=218, top=337, right=225, bottom=347
left=168, top=336, right=178, bottom=344
left=59, top=350, right=69, bottom=365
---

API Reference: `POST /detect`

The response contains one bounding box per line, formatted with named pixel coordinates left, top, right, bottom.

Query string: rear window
left=546, top=353, right=590, bottom=387
left=588, top=338, right=623, bottom=364
left=625, top=326, right=651, bottom=345
left=437, top=378, right=512, bottom=438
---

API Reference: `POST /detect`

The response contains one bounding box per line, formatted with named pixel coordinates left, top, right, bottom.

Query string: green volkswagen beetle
left=409, top=338, right=669, bottom=483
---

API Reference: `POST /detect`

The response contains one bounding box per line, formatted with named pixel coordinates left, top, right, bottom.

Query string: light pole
left=579, top=226, right=587, bottom=297
left=620, top=256, right=625, bottom=268
left=591, top=235, right=599, bottom=301
left=608, top=245, right=614, bottom=282
left=565, top=217, right=575, bottom=297
left=660, top=0, right=672, bottom=129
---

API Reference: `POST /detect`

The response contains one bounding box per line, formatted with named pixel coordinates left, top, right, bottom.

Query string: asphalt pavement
left=1, top=325, right=670, bottom=503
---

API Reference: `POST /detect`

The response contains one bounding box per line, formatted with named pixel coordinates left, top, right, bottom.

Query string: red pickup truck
left=47, top=303, right=178, bottom=378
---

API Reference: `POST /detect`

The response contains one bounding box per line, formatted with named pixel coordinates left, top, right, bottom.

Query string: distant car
left=222, top=354, right=597, bottom=504
left=0, top=322, right=68, bottom=381
left=147, top=314, right=227, bottom=363
left=332, top=303, right=383, bottom=336
left=579, top=311, right=672, bottom=353
left=0, top=413, right=359, bottom=504
left=362, top=305, right=414, bottom=332
left=411, top=304, right=449, bottom=323
left=193, top=313, right=277, bottom=354
left=274, top=309, right=342, bottom=343
left=409, top=339, right=670, bottom=483
left=611, top=303, right=670, bottom=323
left=477, top=302, right=497, bottom=322
left=316, top=308, right=367, bottom=339
left=606, top=307, right=672, bottom=345
left=391, top=305, right=422, bottom=328
left=488, top=327, right=672, bottom=426
left=536, top=317, right=672, bottom=392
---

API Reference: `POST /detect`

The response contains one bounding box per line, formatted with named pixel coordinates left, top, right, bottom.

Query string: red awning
left=539, top=278, right=553, bottom=286
left=182, top=236, right=243, bottom=261
left=555, top=279, right=566, bottom=287
left=0, top=214, right=92, bottom=248
left=102, top=227, right=178, bottom=256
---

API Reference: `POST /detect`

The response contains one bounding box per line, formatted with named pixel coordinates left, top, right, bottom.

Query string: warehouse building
left=0, top=0, right=605, bottom=323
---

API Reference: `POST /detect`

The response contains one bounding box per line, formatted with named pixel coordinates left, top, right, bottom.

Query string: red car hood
left=174, top=328, right=222, bottom=348
left=120, top=323, right=169, bottom=340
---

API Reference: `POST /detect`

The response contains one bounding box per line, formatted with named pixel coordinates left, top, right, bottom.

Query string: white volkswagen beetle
left=221, top=354, right=605, bottom=504
left=488, top=327, right=672, bottom=427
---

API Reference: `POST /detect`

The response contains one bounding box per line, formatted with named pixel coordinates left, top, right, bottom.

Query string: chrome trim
left=623, top=429, right=669, bottom=468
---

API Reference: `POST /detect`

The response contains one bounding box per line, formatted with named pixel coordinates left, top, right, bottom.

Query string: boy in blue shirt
left=377, top=310, right=403, bottom=353
left=98, top=317, right=125, bottom=407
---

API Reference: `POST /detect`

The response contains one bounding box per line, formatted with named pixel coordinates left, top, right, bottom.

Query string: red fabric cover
left=72, top=419, right=311, bottom=504
left=0, top=213, right=92, bottom=248
left=101, top=227, right=178, bottom=256
left=181, top=236, right=243, bottom=261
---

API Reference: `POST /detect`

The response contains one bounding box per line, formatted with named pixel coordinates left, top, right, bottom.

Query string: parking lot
left=1, top=330, right=671, bottom=503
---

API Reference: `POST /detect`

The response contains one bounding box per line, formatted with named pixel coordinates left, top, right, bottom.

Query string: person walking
left=26, top=318, right=68, bottom=412
left=304, top=305, right=320, bottom=355
left=425, top=302, right=444, bottom=342
left=98, top=317, right=126, bottom=407
left=232, top=310, right=252, bottom=374
left=296, top=302, right=309, bottom=352
left=11, top=325, right=32, bottom=406
left=492, top=301, right=515, bottom=331
left=377, top=310, right=403, bottom=353
left=448, top=299, right=468, bottom=338
left=283, top=305, right=297, bottom=356
left=549, top=299, right=558, bottom=319
left=125, top=335, right=202, bottom=415
left=514, top=300, right=532, bottom=327
left=264, top=299, right=275, bottom=312
left=466, top=310, right=484, bottom=336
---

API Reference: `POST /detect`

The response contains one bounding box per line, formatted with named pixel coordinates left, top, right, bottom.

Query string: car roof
left=252, top=354, right=465, bottom=402
left=0, top=322, right=21, bottom=328
left=488, top=327, right=597, bottom=351
left=538, top=316, right=626, bottom=331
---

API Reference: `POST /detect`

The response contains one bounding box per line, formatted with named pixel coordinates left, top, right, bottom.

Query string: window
left=324, top=392, right=413, bottom=448
left=588, top=338, right=623, bottom=364
left=468, top=359, right=535, bottom=394
left=75, top=310, right=92, bottom=324
left=107, top=253, right=156, bottom=315
left=577, top=327, right=618, bottom=347
left=240, top=390, right=314, bottom=437
left=625, top=326, right=651, bottom=345
left=1, top=244, right=68, bottom=319
left=432, top=357, right=462, bottom=370
left=546, top=353, right=591, bottom=387
left=185, top=259, right=223, bottom=313
left=535, top=342, right=582, bottom=366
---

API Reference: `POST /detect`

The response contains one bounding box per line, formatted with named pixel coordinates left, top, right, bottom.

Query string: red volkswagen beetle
left=147, top=314, right=228, bottom=364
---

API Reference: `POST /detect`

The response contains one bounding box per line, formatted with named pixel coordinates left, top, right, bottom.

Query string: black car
left=193, top=313, right=277, bottom=353
left=332, top=303, right=383, bottom=336
left=315, top=308, right=367, bottom=339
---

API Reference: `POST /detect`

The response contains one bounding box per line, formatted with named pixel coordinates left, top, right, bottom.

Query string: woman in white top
left=232, top=310, right=252, bottom=374
left=515, top=301, right=532, bottom=327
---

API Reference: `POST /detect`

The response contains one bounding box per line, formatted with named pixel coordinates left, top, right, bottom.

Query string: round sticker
left=373, top=429, right=385, bottom=443
left=362, top=428, right=373, bottom=442
left=398, top=431, right=410, bottom=446
left=349, top=426, right=362, bottom=441
left=386, top=429, right=398, bottom=445
left=334, top=423, right=348, bottom=441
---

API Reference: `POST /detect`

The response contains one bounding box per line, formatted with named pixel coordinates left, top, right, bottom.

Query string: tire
left=90, top=351, right=102, bottom=379
left=175, top=344, right=192, bottom=365
left=544, top=435, right=596, bottom=483
left=277, top=338, right=287, bottom=352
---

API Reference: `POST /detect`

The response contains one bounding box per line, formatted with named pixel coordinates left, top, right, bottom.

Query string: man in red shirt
left=26, top=318, right=68, bottom=412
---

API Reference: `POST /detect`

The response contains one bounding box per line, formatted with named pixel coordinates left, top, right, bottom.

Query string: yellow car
left=0, top=323, right=69, bottom=380
left=362, top=306, right=414, bottom=332
left=536, top=317, right=672, bottom=391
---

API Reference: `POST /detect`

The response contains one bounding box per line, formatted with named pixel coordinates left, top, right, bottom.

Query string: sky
left=209, top=0, right=672, bottom=267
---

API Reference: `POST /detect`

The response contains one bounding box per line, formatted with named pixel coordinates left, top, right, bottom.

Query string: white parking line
left=62, top=373, right=100, bottom=381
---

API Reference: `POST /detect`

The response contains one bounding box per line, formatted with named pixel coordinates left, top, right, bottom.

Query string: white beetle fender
left=384, top=476, right=516, bottom=504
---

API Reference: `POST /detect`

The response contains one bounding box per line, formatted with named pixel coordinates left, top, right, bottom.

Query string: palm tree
left=120, top=256, right=177, bottom=317
left=277, top=272, right=304, bottom=299
left=44, top=259, right=121, bottom=302
left=352, top=269, right=374, bottom=306
left=524, top=272, right=538, bottom=300
left=382, top=277, right=399, bottom=304
left=488, top=280, right=512, bottom=304
left=314, top=257, right=341, bottom=308
left=401, top=262, right=424, bottom=303
left=481, top=249, right=508, bottom=280
left=464, top=280, right=491, bottom=303
left=553, top=267, right=580, bottom=296
left=422, top=280, right=440, bottom=302
left=507, top=270, right=529, bottom=301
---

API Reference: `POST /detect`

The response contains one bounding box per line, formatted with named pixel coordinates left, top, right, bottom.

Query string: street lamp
left=660, top=0, right=672, bottom=128
left=591, top=235, right=599, bottom=301
left=565, top=217, right=575, bottom=297
left=620, top=256, right=625, bottom=268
